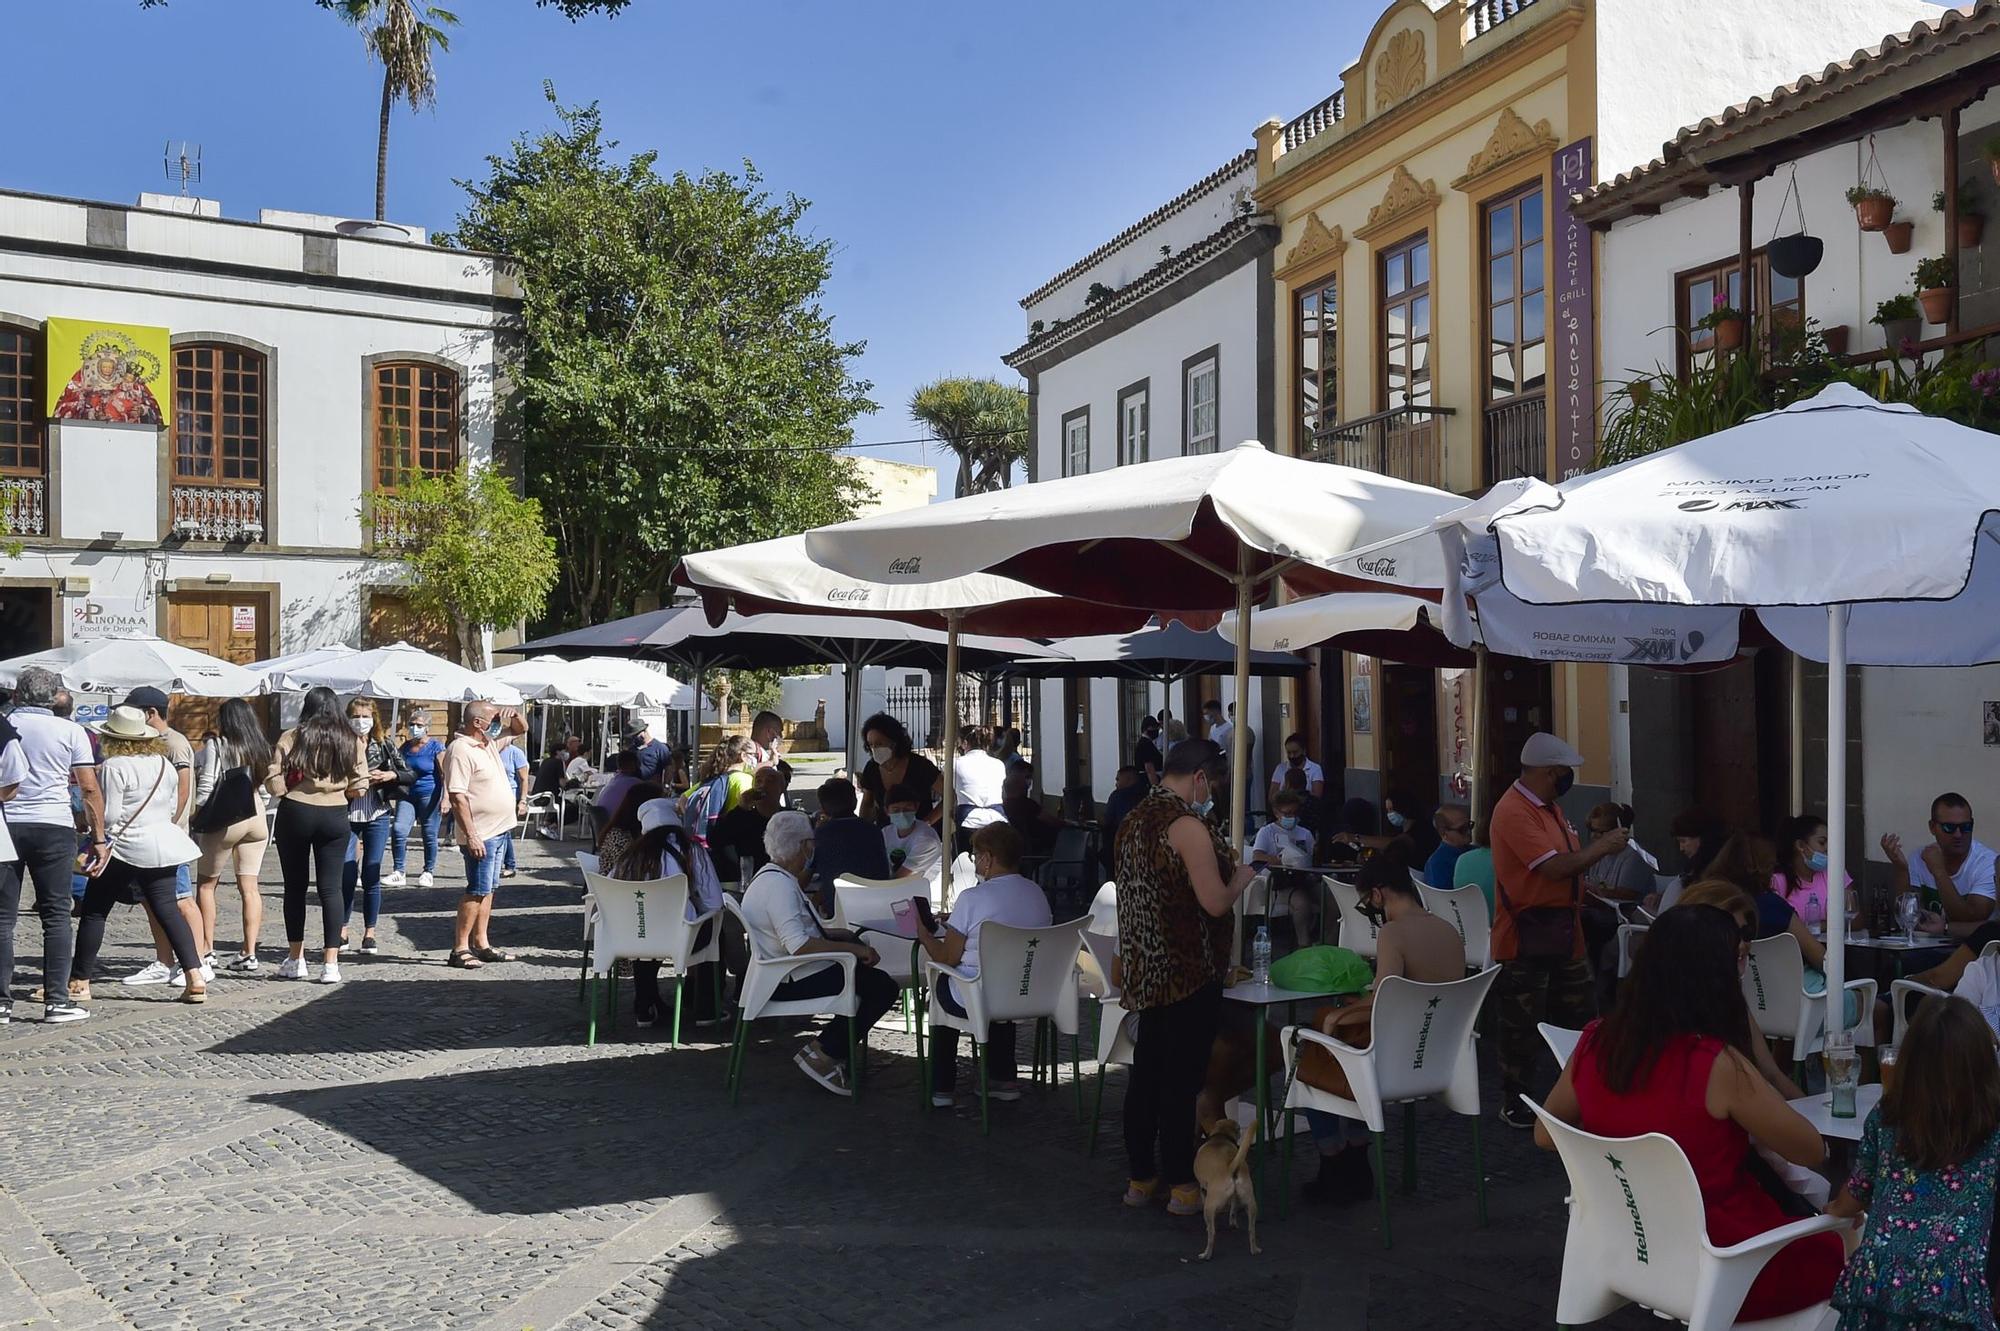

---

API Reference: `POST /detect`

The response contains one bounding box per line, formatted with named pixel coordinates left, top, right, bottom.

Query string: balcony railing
left=0, top=476, right=47, bottom=537
left=1470, top=0, right=1542, bottom=35
left=170, top=484, right=264, bottom=543
left=1307, top=404, right=1453, bottom=488
left=1281, top=90, right=1346, bottom=154
left=371, top=502, right=417, bottom=551
left=1483, top=394, right=1548, bottom=484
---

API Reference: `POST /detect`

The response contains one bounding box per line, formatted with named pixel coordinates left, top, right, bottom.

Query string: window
left=1183, top=349, right=1218, bottom=454
left=1296, top=277, right=1337, bottom=449
left=1674, top=252, right=1803, bottom=375
left=1483, top=185, right=1545, bottom=403
left=0, top=327, right=41, bottom=475
left=1116, top=380, right=1149, bottom=466
left=372, top=360, right=459, bottom=489
left=173, top=343, right=265, bottom=484
left=1380, top=233, right=1432, bottom=410
left=1061, top=406, right=1090, bottom=477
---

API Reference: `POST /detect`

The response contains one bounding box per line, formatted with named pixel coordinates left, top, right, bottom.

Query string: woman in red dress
left=1534, top=898, right=1843, bottom=1321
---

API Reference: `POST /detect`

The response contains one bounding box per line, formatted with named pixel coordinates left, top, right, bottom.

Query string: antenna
left=162, top=141, right=202, bottom=196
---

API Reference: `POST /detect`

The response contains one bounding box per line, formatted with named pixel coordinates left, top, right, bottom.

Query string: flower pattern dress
left=1834, top=1107, right=2000, bottom=1330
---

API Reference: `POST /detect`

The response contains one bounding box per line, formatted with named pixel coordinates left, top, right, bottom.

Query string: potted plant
left=1697, top=295, right=1747, bottom=352
left=1934, top=183, right=1987, bottom=247
left=1882, top=219, right=1915, bottom=253
left=1820, top=323, right=1850, bottom=357
left=1915, top=254, right=1956, bottom=324
left=1985, top=135, right=2000, bottom=188
left=1873, top=293, right=1921, bottom=351
left=1847, top=184, right=1897, bottom=231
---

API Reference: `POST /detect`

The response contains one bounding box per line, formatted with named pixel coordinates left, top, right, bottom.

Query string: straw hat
left=94, top=705, right=154, bottom=740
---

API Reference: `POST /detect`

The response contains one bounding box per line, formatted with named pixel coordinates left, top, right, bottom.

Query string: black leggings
left=275, top=799, right=350, bottom=949
left=634, top=920, right=720, bottom=1021
left=1124, top=981, right=1224, bottom=1188
left=73, top=859, right=203, bottom=981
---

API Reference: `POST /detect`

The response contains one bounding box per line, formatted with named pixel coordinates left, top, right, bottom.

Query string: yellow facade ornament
left=1281, top=213, right=1347, bottom=275
left=1453, top=106, right=1559, bottom=191
left=1373, top=28, right=1427, bottom=112
left=1362, top=165, right=1440, bottom=235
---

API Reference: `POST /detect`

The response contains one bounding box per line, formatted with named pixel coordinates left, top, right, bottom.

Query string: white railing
left=0, top=476, right=47, bottom=537
left=170, top=485, right=264, bottom=543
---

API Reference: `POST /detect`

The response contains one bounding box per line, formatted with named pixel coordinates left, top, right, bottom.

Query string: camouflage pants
left=1495, top=956, right=1595, bottom=1104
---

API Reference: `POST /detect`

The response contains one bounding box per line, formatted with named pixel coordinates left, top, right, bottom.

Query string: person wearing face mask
left=1250, top=787, right=1318, bottom=943
left=880, top=784, right=943, bottom=894
left=1491, top=732, right=1629, bottom=1129
left=1267, top=733, right=1326, bottom=808
left=339, top=698, right=408, bottom=955
left=1774, top=812, right=1848, bottom=931
left=442, top=702, right=526, bottom=969
left=387, top=711, right=445, bottom=889
left=1114, top=738, right=1259, bottom=1216
left=855, top=712, right=942, bottom=830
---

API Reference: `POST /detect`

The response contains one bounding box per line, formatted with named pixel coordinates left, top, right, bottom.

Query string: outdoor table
left=851, top=916, right=926, bottom=1097
left=1843, top=931, right=1952, bottom=979
left=1223, top=979, right=1348, bottom=1215
left=1788, top=1082, right=1881, bottom=1143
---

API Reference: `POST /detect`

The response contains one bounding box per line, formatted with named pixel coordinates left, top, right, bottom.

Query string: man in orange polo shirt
left=1491, top=732, right=1629, bottom=1128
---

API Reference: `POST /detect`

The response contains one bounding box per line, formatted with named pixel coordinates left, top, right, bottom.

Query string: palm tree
left=908, top=377, right=1028, bottom=496
left=334, top=1, right=458, bottom=221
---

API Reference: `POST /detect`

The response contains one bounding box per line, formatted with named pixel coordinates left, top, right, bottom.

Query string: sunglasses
left=1442, top=822, right=1473, bottom=834
left=1938, top=820, right=1977, bottom=834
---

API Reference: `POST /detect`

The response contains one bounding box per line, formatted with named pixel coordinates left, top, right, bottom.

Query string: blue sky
left=11, top=1, right=1378, bottom=497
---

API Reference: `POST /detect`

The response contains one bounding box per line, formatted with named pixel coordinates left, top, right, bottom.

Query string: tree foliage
left=368, top=466, right=559, bottom=670
left=908, top=377, right=1027, bottom=496
left=442, top=93, right=874, bottom=631
left=332, top=0, right=457, bottom=221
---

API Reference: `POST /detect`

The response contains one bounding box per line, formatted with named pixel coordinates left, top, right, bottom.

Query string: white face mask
left=870, top=745, right=895, bottom=765
left=410, top=725, right=427, bottom=737
left=349, top=716, right=373, bottom=736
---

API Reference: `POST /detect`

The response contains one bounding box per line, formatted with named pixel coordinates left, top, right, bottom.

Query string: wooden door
left=1483, top=660, right=1552, bottom=817
left=1378, top=662, right=1441, bottom=811
left=163, top=590, right=271, bottom=739
left=365, top=590, right=457, bottom=727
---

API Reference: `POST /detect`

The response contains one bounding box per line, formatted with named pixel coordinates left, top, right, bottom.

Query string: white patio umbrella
left=249, top=643, right=356, bottom=680
left=803, top=440, right=1462, bottom=857
left=481, top=655, right=687, bottom=708
left=0, top=635, right=265, bottom=698
left=273, top=640, right=523, bottom=706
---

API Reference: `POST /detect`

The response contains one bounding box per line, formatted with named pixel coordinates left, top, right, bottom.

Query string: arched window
left=173, top=342, right=266, bottom=484
left=0, top=325, right=43, bottom=475
left=372, top=360, right=459, bottom=489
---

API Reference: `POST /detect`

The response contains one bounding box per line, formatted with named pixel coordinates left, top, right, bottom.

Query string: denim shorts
left=461, top=834, right=510, bottom=898
left=174, top=863, right=193, bottom=901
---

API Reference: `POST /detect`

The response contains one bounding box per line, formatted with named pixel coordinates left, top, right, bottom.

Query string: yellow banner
left=44, top=317, right=169, bottom=425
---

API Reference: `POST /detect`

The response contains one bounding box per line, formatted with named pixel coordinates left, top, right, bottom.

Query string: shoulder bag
left=95, top=757, right=170, bottom=903
left=191, top=744, right=257, bottom=834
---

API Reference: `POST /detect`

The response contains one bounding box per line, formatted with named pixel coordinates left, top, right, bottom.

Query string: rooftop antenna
left=162, top=141, right=202, bottom=196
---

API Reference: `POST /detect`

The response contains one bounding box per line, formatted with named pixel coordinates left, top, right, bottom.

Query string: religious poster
left=1550, top=138, right=1596, bottom=480
left=43, top=318, right=169, bottom=425
left=1350, top=655, right=1374, bottom=736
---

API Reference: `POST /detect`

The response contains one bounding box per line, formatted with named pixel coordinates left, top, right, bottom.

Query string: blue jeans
left=341, top=817, right=392, bottom=928
left=174, top=863, right=193, bottom=900
left=392, top=787, right=441, bottom=875
left=1304, top=1109, right=1372, bottom=1149
left=461, top=833, right=509, bottom=898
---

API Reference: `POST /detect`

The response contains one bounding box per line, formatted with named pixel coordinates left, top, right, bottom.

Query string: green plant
left=1695, top=293, right=1744, bottom=331
left=332, top=0, right=459, bottom=222
left=1857, top=348, right=2000, bottom=432
left=1933, top=183, right=1984, bottom=216
left=1985, top=134, right=2000, bottom=161
left=1915, top=255, right=1956, bottom=289
left=1846, top=184, right=1895, bottom=206
left=1873, top=293, right=1919, bottom=323
left=1029, top=319, right=1045, bottom=335
left=1086, top=281, right=1115, bottom=303
left=908, top=376, right=1029, bottom=496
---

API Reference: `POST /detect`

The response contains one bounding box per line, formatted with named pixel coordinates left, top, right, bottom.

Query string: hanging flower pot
left=1960, top=214, right=1986, bottom=247
left=1919, top=287, right=1956, bottom=325
left=1915, top=255, right=1956, bottom=325
left=1985, top=135, right=2000, bottom=187
left=1848, top=186, right=1897, bottom=231
left=1767, top=232, right=1824, bottom=279
left=1711, top=315, right=1746, bottom=351
left=1821, top=324, right=1850, bottom=357
left=1883, top=220, right=1914, bottom=254
left=1627, top=379, right=1652, bottom=407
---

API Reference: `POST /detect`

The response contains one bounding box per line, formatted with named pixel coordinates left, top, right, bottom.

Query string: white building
left=0, top=189, right=519, bottom=708
left=1003, top=152, right=1279, bottom=807
left=1576, top=1, right=1990, bottom=874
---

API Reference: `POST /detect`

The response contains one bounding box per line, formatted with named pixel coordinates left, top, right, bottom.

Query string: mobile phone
left=913, top=897, right=939, bottom=933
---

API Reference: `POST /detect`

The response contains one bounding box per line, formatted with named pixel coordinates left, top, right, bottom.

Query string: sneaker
left=793, top=1046, right=852, bottom=1097
left=276, top=956, right=309, bottom=980
left=317, top=963, right=344, bottom=985
left=1498, top=1101, right=1536, bottom=1130
left=226, top=953, right=261, bottom=973
left=1167, top=1183, right=1203, bottom=1217
left=499, top=867, right=517, bottom=879
left=1121, top=1178, right=1160, bottom=1208
left=418, top=872, right=434, bottom=888
left=382, top=871, right=407, bottom=887
left=169, top=964, right=216, bottom=985
left=930, top=1091, right=956, bottom=1109
left=987, top=1081, right=1023, bottom=1102
left=360, top=937, right=379, bottom=955
left=0, top=1003, right=10, bottom=1024
left=122, top=960, right=173, bottom=986
left=202, top=952, right=218, bottom=972
left=43, top=1002, right=90, bottom=1024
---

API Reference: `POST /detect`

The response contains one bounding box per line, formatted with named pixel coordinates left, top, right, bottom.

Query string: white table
left=1787, top=1082, right=1881, bottom=1142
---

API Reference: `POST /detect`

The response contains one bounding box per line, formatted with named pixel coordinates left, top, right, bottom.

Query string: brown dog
left=1191, top=1116, right=1260, bottom=1260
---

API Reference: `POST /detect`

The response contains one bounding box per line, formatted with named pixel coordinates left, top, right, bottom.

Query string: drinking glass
left=1825, top=1034, right=1860, bottom=1118
left=1879, top=1044, right=1900, bottom=1098
left=1898, top=891, right=1921, bottom=946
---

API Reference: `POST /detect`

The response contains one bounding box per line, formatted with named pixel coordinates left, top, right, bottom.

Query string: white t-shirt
left=0, top=738, right=27, bottom=860
left=564, top=755, right=596, bottom=784
left=741, top=862, right=832, bottom=981
left=5, top=708, right=94, bottom=828
left=954, top=749, right=1008, bottom=830
left=1249, top=821, right=1314, bottom=868
left=883, top=820, right=944, bottom=887
left=1907, top=838, right=2000, bottom=901
left=1271, top=758, right=1326, bottom=791
left=947, top=871, right=1052, bottom=982
left=1208, top=720, right=1233, bottom=753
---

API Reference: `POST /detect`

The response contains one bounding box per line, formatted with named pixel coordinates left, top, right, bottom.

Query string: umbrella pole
left=1824, top=606, right=1848, bottom=1022
left=1230, top=555, right=1253, bottom=968
left=1470, top=644, right=1490, bottom=824
left=942, top=612, right=962, bottom=907
left=845, top=663, right=863, bottom=775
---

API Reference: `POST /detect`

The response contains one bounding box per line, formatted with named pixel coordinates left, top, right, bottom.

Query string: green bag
left=1267, top=944, right=1373, bottom=996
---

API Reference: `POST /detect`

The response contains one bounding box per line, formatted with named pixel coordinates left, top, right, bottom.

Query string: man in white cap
left=1490, top=731, right=1629, bottom=1128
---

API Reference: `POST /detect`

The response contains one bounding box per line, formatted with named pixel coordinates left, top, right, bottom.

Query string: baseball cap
left=636, top=798, right=679, bottom=835
left=120, top=686, right=171, bottom=715
left=1519, top=732, right=1585, bottom=768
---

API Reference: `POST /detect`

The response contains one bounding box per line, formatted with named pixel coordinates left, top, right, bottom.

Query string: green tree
left=367, top=465, right=559, bottom=670
left=144, top=1, right=627, bottom=17
left=442, top=92, right=874, bottom=630
left=908, top=377, right=1027, bottom=496
left=331, top=0, right=458, bottom=221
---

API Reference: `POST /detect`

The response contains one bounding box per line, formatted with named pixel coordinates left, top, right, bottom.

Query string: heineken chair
left=581, top=869, right=719, bottom=1047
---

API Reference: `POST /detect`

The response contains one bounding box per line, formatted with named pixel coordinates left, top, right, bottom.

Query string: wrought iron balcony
left=1306, top=404, right=1453, bottom=488
left=371, top=503, right=416, bottom=551
left=0, top=476, right=46, bottom=537
left=1483, top=394, right=1548, bottom=484
left=170, top=484, right=265, bottom=543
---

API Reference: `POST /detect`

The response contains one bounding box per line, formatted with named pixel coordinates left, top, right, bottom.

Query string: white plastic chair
left=923, top=916, right=1088, bottom=1133
left=1538, top=1022, right=1583, bottom=1069
left=1328, top=876, right=1380, bottom=959
left=1417, top=883, right=1492, bottom=970
left=1086, top=880, right=1118, bottom=936
left=580, top=869, right=720, bottom=1047
left=1526, top=1097, right=1848, bottom=1330
left=1616, top=922, right=1650, bottom=977
left=831, top=876, right=923, bottom=946
left=523, top=791, right=563, bottom=842
left=1742, top=933, right=1878, bottom=1081
left=1080, top=929, right=1135, bottom=1156
left=576, top=851, right=602, bottom=998
left=1279, top=966, right=1500, bottom=1247
left=1893, top=938, right=2000, bottom=1043
left=722, top=895, right=863, bottom=1103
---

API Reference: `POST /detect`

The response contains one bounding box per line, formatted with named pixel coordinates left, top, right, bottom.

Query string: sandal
left=472, top=946, right=516, bottom=963
left=447, top=949, right=485, bottom=969
left=180, top=989, right=207, bottom=1005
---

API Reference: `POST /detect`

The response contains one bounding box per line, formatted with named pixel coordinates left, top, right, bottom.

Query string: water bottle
left=1252, top=924, right=1272, bottom=987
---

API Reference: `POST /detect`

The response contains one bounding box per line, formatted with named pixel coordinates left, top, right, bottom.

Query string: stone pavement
left=0, top=837, right=1670, bottom=1331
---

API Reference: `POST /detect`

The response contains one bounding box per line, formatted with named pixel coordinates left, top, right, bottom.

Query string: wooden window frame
left=1295, top=276, right=1338, bottom=449
left=0, top=322, right=45, bottom=477
left=1182, top=345, right=1220, bottom=455
left=1673, top=250, right=1805, bottom=379
left=1116, top=378, right=1149, bottom=467
left=1060, top=405, right=1090, bottom=477
left=371, top=358, right=462, bottom=492
left=1481, top=182, right=1547, bottom=408
left=172, top=342, right=267, bottom=487
left=1378, top=231, right=1434, bottom=412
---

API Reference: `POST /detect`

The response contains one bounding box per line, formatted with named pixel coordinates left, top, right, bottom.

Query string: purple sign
left=1551, top=137, right=1596, bottom=481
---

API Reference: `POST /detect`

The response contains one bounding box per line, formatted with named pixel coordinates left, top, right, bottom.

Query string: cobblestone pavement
left=0, top=837, right=1670, bottom=1331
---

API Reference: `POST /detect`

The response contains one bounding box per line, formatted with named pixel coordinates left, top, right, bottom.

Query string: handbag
left=191, top=745, right=257, bottom=834
left=95, top=757, right=169, bottom=903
